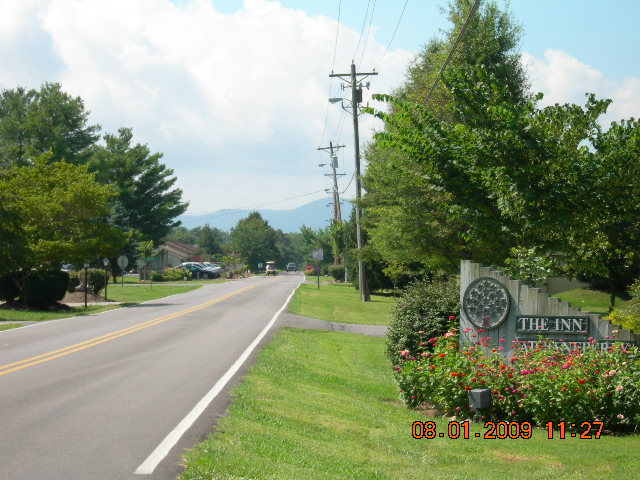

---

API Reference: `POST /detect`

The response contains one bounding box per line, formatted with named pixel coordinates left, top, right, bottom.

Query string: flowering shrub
left=386, top=275, right=459, bottom=363
left=393, top=327, right=640, bottom=432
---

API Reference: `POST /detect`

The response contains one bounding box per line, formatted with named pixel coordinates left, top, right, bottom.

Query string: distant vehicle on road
left=286, top=262, right=296, bottom=271
left=265, top=261, right=277, bottom=276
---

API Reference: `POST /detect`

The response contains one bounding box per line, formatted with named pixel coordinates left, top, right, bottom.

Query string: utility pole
left=330, top=62, right=377, bottom=302
left=317, top=141, right=345, bottom=223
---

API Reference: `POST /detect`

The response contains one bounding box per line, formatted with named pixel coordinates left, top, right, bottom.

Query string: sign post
left=102, top=258, right=109, bottom=300
left=83, top=262, right=89, bottom=309
left=312, top=249, right=323, bottom=290
left=117, top=255, right=129, bottom=286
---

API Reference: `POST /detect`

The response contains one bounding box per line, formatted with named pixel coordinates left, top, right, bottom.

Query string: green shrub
left=386, top=273, right=459, bottom=363
left=151, top=271, right=163, bottom=282
left=163, top=268, right=188, bottom=281
left=0, top=274, right=20, bottom=303
left=326, top=264, right=345, bottom=282
left=67, top=272, right=81, bottom=293
left=22, top=271, right=69, bottom=307
left=609, top=310, right=640, bottom=334
left=78, top=269, right=107, bottom=295
left=393, top=330, right=640, bottom=432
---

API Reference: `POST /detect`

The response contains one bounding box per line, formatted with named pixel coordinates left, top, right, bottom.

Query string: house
left=144, top=241, right=202, bottom=273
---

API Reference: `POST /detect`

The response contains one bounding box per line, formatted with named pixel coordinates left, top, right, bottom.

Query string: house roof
left=159, top=241, right=199, bottom=258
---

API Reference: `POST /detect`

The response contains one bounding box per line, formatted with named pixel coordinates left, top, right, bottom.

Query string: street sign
left=117, top=255, right=129, bottom=269
left=312, top=249, right=323, bottom=261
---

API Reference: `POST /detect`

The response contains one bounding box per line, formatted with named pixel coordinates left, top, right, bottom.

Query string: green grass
left=305, top=274, right=336, bottom=283
left=0, top=284, right=201, bottom=326
left=0, top=323, right=24, bottom=331
left=288, top=283, right=394, bottom=325
left=180, top=329, right=640, bottom=480
left=553, top=288, right=630, bottom=315
left=99, top=283, right=201, bottom=303
left=0, top=304, right=123, bottom=323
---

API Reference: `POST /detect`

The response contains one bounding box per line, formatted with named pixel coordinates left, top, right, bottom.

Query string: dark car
left=177, top=263, right=219, bottom=279
left=286, top=263, right=297, bottom=271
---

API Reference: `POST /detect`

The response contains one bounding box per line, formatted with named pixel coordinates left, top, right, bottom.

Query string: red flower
left=577, top=379, right=585, bottom=384
left=450, top=372, right=459, bottom=377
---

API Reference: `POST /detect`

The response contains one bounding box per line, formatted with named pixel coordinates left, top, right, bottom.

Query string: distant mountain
left=177, top=197, right=352, bottom=233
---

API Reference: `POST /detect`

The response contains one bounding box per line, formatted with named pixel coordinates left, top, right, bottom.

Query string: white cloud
left=0, top=0, right=415, bottom=214
left=522, top=49, right=640, bottom=125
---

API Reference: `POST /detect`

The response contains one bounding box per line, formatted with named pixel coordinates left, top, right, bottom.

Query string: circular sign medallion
left=462, top=277, right=510, bottom=329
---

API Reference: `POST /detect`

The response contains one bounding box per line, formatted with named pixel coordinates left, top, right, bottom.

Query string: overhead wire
left=358, top=0, right=377, bottom=67
left=422, top=0, right=481, bottom=104
left=374, top=0, right=409, bottom=70
left=319, top=0, right=342, bottom=147
left=353, top=0, right=371, bottom=61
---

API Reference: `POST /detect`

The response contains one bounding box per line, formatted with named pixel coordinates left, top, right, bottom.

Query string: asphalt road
left=0, top=273, right=303, bottom=480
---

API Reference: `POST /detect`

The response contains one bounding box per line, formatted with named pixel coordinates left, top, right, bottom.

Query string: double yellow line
left=0, top=284, right=256, bottom=377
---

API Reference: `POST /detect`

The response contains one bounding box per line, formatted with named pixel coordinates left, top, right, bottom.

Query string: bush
left=0, top=274, right=20, bottom=303
left=393, top=330, right=640, bottom=433
left=386, top=274, right=459, bottom=363
left=326, top=264, right=345, bottom=282
left=22, top=271, right=69, bottom=307
left=78, top=269, right=107, bottom=295
left=67, top=272, right=81, bottom=293
left=151, top=268, right=187, bottom=282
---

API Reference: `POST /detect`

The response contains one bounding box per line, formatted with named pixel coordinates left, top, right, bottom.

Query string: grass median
left=287, top=283, right=394, bottom=325
left=179, top=328, right=640, bottom=480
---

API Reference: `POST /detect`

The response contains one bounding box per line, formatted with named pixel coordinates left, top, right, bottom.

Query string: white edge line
left=134, top=280, right=303, bottom=475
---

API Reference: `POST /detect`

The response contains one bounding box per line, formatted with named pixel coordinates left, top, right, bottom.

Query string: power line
left=353, top=0, right=371, bottom=60
left=374, top=0, right=409, bottom=69
left=423, top=0, right=481, bottom=104
left=319, top=0, right=343, bottom=147
left=358, top=0, right=377, bottom=66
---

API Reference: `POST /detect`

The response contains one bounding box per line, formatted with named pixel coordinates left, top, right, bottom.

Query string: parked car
left=286, top=262, right=297, bottom=271
left=200, top=262, right=223, bottom=276
left=177, top=263, right=219, bottom=279
left=265, top=261, right=276, bottom=276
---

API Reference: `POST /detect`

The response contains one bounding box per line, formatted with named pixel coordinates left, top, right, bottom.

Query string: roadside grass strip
left=100, top=284, right=201, bottom=303
left=179, top=329, right=640, bottom=480
left=0, top=285, right=254, bottom=376
left=287, top=283, right=394, bottom=325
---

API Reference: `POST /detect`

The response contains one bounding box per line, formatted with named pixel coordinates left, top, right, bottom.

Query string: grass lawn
left=0, top=284, right=201, bottom=329
left=99, top=283, right=201, bottom=303
left=0, top=304, right=124, bottom=324
left=553, top=288, right=630, bottom=315
left=0, top=323, right=26, bottom=331
left=287, top=282, right=394, bottom=325
left=180, top=329, right=640, bottom=480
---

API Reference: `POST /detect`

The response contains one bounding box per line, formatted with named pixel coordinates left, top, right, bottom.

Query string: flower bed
left=393, top=326, right=640, bottom=432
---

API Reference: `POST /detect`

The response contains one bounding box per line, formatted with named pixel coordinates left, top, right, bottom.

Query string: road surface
left=0, top=273, right=302, bottom=479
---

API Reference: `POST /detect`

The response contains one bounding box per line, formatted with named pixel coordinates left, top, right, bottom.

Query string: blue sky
left=1, top=0, right=638, bottom=221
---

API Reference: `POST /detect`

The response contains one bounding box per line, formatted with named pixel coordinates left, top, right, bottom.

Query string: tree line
left=358, top=0, right=640, bottom=310
left=0, top=82, right=188, bottom=303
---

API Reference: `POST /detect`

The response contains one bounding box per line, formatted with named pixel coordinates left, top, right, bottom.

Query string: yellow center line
left=0, top=284, right=256, bottom=376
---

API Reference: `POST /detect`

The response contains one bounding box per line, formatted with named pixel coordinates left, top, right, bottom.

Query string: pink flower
left=444, top=332, right=455, bottom=338
left=616, top=385, right=623, bottom=392
left=617, top=414, right=625, bottom=420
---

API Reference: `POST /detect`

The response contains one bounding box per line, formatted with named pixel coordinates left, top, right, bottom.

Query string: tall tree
left=87, top=127, right=188, bottom=244
left=197, top=224, right=225, bottom=256
left=363, top=0, right=530, bottom=271
left=0, top=83, right=100, bottom=167
left=0, top=154, right=126, bottom=275
left=228, top=212, right=279, bottom=271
